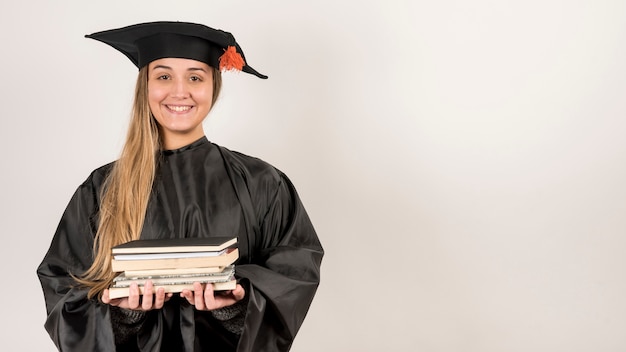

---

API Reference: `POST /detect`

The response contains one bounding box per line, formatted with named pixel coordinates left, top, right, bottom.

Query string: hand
left=180, top=283, right=245, bottom=311
left=102, top=280, right=173, bottom=311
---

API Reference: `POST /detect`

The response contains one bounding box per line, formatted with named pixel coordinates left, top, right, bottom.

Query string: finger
left=204, top=282, right=216, bottom=309
left=231, top=284, right=246, bottom=301
left=193, top=282, right=206, bottom=310
left=180, top=289, right=194, bottom=304
left=102, top=290, right=124, bottom=308
left=142, top=280, right=154, bottom=310
left=102, top=289, right=111, bottom=304
left=153, top=287, right=166, bottom=309
left=127, top=283, right=140, bottom=309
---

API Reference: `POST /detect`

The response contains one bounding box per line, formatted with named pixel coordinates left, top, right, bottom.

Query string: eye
left=190, top=76, right=203, bottom=82
left=156, top=74, right=170, bottom=80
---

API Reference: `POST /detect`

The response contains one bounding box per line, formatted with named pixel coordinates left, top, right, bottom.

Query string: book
left=112, top=236, right=237, bottom=255
left=113, top=266, right=235, bottom=287
left=111, top=248, right=239, bottom=272
left=123, top=266, right=226, bottom=277
left=107, top=279, right=238, bottom=299
left=113, top=273, right=234, bottom=287
left=113, top=249, right=227, bottom=261
left=108, top=237, right=240, bottom=299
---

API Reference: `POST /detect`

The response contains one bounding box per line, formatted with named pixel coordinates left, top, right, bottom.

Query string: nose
left=170, top=78, right=190, bottom=98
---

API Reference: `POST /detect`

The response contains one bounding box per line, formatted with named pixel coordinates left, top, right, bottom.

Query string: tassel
left=219, top=46, right=245, bottom=72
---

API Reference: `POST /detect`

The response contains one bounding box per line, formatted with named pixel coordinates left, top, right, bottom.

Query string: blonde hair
left=77, top=66, right=222, bottom=298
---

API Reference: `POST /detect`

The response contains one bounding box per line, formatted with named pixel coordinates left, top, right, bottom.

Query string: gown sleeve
left=36, top=168, right=117, bottom=351
left=223, top=150, right=324, bottom=352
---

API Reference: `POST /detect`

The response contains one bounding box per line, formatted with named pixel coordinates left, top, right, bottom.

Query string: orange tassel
left=219, top=46, right=245, bottom=72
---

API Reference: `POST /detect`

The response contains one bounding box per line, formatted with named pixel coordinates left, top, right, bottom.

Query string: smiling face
left=147, top=58, right=214, bottom=149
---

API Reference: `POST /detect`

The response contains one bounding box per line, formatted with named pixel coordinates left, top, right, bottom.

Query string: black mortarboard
left=85, top=21, right=267, bottom=79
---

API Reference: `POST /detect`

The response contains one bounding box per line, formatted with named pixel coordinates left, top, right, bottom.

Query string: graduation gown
left=37, top=137, right=323, bottom=351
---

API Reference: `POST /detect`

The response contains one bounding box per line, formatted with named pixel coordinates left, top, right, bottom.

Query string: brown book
left=111, top=248, right=239, bottom=272
left=107, top=279, right=237, bottom=299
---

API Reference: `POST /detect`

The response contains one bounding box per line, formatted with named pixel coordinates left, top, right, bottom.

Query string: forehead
left=148, top=58, right=211, bottom=71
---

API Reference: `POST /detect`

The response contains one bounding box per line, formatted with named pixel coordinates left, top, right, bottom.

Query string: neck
left=161, top=129, right=205, bottom=150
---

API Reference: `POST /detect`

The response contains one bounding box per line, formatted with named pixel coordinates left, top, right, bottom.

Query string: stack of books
left=107, top=236, right=239, bottom=299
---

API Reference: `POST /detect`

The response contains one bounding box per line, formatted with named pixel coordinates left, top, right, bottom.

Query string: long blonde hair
left=77, top=65, right=222, bottom=298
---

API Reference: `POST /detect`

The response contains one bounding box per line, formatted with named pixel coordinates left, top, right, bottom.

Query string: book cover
left=111, top=248, right=239, bottom=272
left=112, top=236, right=237, bottom=255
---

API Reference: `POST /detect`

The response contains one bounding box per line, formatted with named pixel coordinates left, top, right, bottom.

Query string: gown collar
left=161, top=136, right=209, bottom=155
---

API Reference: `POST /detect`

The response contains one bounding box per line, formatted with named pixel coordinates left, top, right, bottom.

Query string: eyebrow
left=152, top=65, right=208, bottom=73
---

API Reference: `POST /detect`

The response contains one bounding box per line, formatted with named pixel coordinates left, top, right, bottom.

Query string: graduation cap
left=85, top=21, right=267, bottom=79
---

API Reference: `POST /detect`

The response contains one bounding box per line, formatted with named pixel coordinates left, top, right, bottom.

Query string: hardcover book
left=112, top=236, right=237, bottom=254
left=111, top=248, right=239, bottom=272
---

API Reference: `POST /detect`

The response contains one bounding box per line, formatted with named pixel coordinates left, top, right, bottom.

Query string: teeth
left=168, top=105, right=191, bottom=112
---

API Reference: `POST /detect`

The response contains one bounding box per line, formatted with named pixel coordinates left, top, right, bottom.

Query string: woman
left=37, top=21, right=323, bottom=352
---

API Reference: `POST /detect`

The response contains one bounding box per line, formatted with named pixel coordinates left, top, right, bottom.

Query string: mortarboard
left=85, top=21, right=267, bottom=79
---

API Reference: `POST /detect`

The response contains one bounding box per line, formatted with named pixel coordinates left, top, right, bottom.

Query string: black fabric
left=37, top=137, right=323, bottom=351
left=109, top=306, right=146, bottom=345
left=85, top=21, right=268, bottom=79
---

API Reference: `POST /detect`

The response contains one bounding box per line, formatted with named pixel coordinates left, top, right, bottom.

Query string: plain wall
left=1, top=0, right=626, bottom=351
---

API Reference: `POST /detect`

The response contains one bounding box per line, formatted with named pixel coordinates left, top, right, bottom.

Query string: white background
left=1, top=0, right=626, bottom=351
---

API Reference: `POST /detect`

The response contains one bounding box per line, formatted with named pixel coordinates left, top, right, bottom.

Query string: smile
left=166, top=105, right=192, bottom=112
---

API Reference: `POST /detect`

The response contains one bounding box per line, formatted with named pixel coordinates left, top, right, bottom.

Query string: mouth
left=166, top=105, right=193, bottom=113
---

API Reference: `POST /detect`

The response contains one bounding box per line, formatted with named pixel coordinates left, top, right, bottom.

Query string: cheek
left=147, top=81, right=167, bottom=100
left=147, top=88, right=164, bottom=110
left=196, top=86, right=214, bottom=105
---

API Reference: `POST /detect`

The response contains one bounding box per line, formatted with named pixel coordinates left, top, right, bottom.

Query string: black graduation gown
left=37, top=137, right=324, bottom=351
